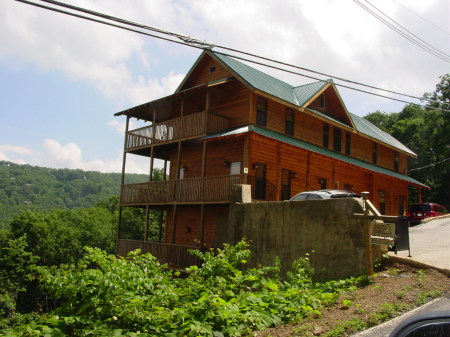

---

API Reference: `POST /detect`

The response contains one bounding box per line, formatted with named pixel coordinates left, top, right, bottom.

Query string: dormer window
left=209, top=65, right=216, bottom=73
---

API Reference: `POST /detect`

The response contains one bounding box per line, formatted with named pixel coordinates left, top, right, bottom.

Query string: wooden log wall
left=165, top=205, right=229, bottom=247
left=210, top=80, right=251, bottom=128
left=248, top=132, right=409, bottom=214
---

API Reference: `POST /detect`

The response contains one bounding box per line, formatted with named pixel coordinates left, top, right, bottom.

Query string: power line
left=391, top=0, right=450, bottom=36
left=364, top=0, right=450, bottom=61
left=353, top=0, right=450, bottom=63
left=14, top=0, right=450, bottom=112
left=409, top=157, right=450, bottom=172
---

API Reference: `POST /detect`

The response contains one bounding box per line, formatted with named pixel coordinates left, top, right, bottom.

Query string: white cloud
left=0, top=145, right=33, bottom=155
left=0, top=139, right=156, bottom=174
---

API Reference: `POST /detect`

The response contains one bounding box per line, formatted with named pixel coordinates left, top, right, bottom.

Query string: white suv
left=290, top=189, right=361, bottom=201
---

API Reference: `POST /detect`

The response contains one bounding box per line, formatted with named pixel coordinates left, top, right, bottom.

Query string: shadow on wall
left=228, top=185, right=383, bottom=281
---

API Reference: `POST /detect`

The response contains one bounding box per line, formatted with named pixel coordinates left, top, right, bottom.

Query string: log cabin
left=114, top=50, right=427, bottom=265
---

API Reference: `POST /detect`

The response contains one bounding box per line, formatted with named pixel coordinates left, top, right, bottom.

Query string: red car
left=408, top=203, right=448, bottom=225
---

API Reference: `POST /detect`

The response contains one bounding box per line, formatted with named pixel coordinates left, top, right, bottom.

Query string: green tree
left=0, top=235, right=38, bottom=322
left=365, top=74, right=450, bottom=208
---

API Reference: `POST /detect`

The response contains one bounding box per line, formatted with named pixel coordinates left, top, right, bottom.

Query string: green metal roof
left=293, top=80, right=329, bottom=106
left=210, top=52, right=416, bottom=157
left=350, top=113, right=416, bottom=156
left=213, top=52, right=299, bottom=105
left=201, top=125, right=427, bottom=188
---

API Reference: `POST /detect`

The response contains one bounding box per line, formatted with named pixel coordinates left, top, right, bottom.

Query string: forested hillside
left=0, top=161, right=148, bottom=229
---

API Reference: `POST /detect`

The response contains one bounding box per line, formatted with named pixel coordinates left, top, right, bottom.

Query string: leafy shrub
left=2, top=240, right=367, bottom=337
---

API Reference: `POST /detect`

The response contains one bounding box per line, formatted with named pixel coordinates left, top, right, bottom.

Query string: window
left=379, top=190, right=386, bottom=215
left=372, top=143, right=378, bottom=164
left=230, top=162, right=241, bottom=175
left=333, top=127, right=342, bottom=152
left=320, top=178, right=327, bottom=189
left=285, top=108, right=294, bottom=136
left=323, top=123, right=329, bottom=148
left=345, top=131, right=351, bottom=155
left=399, top=195, right=405, bottom=215
left=209, top=65, right=216, bottom=73
left=394, top=152, right=399, bottom=172
left=256, top=97, right=267, bottom=127
left=320, top=94, right=325, bottom=109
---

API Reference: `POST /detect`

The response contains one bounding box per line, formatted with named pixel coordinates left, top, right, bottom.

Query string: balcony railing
left=116, top=240, right=202, bottom=269
left=119, top=174, right=277, bottom=205
left=125, top=111, right=229, bottom=150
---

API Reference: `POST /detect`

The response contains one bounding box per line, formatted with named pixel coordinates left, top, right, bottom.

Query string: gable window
left=285, top=108, right=294, bottom=136
left=256, top=97, right=267, bottom=127
left=372, top=143, right=378, bottom=164
left=394, top=152, right=399, bottom=172
left=209, top=65, right=216, bottom=73
left=323, top=123, right=329, bottom=148
left=320, top=94, right=325, bottom=109
left=333, top=127, right=342, bottom=152
left=345, top=131, right=351, bottom=155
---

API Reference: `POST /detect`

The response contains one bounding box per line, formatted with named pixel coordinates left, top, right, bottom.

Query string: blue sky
left=1, top=0, right=448, bottom=173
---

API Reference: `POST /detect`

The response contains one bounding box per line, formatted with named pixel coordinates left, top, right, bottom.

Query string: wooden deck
left=125, top=111, right=229, bottom=150
left=119, top=174, right=277, bottom=205
left=116, top=239, right=202, bottom=269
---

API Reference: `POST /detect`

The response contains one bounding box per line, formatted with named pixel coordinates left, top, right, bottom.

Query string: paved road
left=352, top=216, right=450, bottom=336
left=391, top=216, right=450, bottom=270
left=351, top=295, right=450, bottom=336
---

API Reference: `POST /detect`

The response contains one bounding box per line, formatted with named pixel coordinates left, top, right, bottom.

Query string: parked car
left=290, top=189, right=361, bottom=201
left=389, top=311, right=450, bottom=337
left=408, top=203, right=448, bottom=225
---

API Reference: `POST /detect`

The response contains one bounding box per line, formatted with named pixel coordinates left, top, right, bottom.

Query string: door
left=281, top=169, right=291, bottom=200
left=255, top=163, right=266, bottom=200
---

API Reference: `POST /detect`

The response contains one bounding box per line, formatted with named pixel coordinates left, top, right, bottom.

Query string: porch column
left=145, top=206, right=150, bottom=241
left=117, top=116, right=130, bottom=240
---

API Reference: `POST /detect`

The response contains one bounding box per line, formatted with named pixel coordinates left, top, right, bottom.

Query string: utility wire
left=391, top=0, right=450, bottom=36
left=353, top=0, right=450, bottom=63
left=409, top=157, right=450, bottom=172
left=364, top=0, right=450, bottom=61
left=30, top=0, right=443, bottom=106
left=14, top=0, right=450, bottom=112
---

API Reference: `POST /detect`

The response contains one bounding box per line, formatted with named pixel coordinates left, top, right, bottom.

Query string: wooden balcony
left=116, top=239, right=202, bottom=269
left=119, top=174, right=277, bottom=206
left=125, top=111, right=229, bottom=151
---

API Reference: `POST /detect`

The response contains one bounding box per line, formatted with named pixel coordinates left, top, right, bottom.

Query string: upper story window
left=333, top=127, right=342, bottom=152
left=394, top=152, right=399, bottom=172
left=320, top=94, right=325, bottom=109
left=209, top=65, right=216, bottom=73
left=285, top=108, right=294, bottom=136
left=345, top=131, right=351, bottom=155
left=372, top=143, right=378, bottom=164
left=323, top=123, right=329, bottom=148
left=256, top=97, right=267, bottom=127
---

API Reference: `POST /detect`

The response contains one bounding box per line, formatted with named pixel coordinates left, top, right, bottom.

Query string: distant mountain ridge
left=0, top=161, right=148, bottom=229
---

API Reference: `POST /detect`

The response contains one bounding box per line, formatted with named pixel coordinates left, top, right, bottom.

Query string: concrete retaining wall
left=228, top=185, right=381, bottom=281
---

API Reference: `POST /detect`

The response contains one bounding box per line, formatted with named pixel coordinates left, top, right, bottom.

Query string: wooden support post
left=362, top=192, right=374, bottom=276
left=200, top=204, right=205, bottom=247
left=172, top=205, right=177, bottom=244
left=145, top=205, right=150, bottom=241
left=158, top=210, right=164, bottom=242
